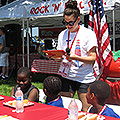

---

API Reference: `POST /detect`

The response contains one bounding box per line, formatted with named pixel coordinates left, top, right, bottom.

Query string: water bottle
left=68, top=98, right=78, bottom=120
left=15, top=87, right=24, bottom=113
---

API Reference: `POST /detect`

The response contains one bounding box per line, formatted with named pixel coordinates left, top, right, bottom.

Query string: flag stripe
left=102, top=36, right=110, bottom=54
left=101, top=22, right=108, bottom=38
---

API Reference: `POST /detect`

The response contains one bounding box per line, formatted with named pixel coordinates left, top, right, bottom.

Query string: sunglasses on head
left=62, top=17, right=78, bottom=26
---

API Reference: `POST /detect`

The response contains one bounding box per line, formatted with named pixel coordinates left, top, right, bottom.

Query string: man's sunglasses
left=62, top=17, right=78, bottom=26
left=17, top=79, right=28, bottom=83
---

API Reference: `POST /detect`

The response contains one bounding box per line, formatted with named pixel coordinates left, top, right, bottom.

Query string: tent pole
left=113, top=6, right=115, bottom=51
left=22, top=18, right=25, bottom=67
left=30, top=26, right=32, bottom=38
left=27, top=18, right=30, bottom=68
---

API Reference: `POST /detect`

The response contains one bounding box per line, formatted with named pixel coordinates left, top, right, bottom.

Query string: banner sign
left=28, top=0, right=115, bottom=17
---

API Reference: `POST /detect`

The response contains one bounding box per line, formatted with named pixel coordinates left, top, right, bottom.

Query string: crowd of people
left=0, top=0, right=119, bottom=119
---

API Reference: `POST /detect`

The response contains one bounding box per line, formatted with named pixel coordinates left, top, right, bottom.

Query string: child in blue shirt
left=86, top=80, right=120, bottom=118
left=43, top=76, right=64, bottom=108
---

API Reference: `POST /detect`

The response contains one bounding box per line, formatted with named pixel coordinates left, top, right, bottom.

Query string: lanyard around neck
left=67, top=25, right=80, bottom=50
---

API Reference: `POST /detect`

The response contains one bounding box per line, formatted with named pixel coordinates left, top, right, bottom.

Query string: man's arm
left=0, top=43, right=3, bottom=53
left=10, top=87, right=15, bottom=97
left=28, top=88, right=39, bottom=102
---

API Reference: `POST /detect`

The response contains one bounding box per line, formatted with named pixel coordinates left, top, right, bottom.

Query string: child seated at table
left=10, top=67, right=39, bottom=102
left=86, top=80, right=120, bottom=118
left=43, top=76, right=64, bottom=108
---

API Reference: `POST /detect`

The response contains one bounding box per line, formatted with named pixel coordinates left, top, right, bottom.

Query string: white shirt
left=57, top=25, right=97, bottom=83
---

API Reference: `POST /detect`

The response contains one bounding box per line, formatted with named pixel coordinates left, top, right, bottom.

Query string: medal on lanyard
left=66, top=48, right=70, bottom=55
left=66, top=26, right=80, bottom=56
left=66, top=31, right=70, bottom=55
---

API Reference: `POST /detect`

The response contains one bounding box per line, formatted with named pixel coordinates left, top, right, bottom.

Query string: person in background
left=56, top=0, right=97, bottom=111
left=43, top=76, right=64, bottom=108
left=86, top=80, right=120, bottom=118
left=0, top=27, right=9, bottom=80
left=10, top=67, right=39, bottom=102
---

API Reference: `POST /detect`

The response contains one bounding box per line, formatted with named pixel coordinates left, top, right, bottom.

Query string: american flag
left=88, top=0, right=112, bottom=78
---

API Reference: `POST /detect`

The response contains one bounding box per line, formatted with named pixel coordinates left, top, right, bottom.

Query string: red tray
left=43, top=50, right=66, bottom=58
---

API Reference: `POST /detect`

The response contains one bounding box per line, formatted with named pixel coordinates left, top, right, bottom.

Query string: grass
left=0, top=73, right=78, bottom=99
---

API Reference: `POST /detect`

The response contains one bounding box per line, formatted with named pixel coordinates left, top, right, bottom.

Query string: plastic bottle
left=68, top=98, right=78, bottom=120
left=15, top=87, right=24, bottom=113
